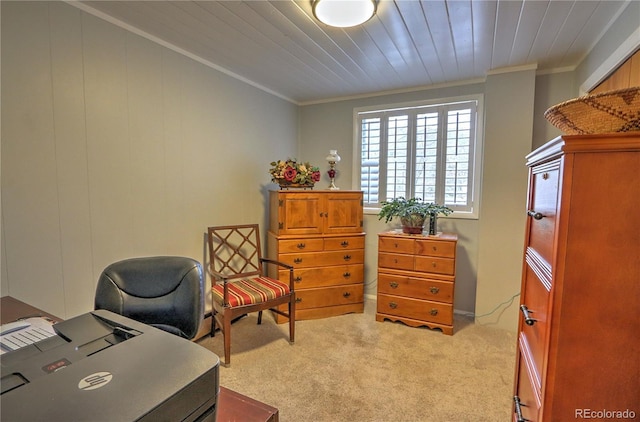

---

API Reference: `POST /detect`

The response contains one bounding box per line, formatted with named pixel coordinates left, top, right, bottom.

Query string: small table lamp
left=326, top=150, right=341, bottom=190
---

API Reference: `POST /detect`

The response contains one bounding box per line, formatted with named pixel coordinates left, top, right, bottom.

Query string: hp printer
left=1, top=310, right=219, bottom=421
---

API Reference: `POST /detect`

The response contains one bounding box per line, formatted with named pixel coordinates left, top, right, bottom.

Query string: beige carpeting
left=197, top=300, right=517, bottom=422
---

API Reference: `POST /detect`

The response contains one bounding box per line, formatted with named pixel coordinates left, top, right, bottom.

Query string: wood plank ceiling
left=75, top=0, right=631, bottom=104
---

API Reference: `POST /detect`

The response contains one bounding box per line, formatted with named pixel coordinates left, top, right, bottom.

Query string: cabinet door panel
left=527, top=163, right=559, bottom=268
left=513, top=347, right=541, bottom=422
left=519, top=260, right=550, bottom=385
left=278, top=193, right=322, bottom=235
left=324, top=193, right=363, bottom=234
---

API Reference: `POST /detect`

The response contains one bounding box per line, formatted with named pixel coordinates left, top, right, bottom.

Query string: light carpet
left=197, top=300, right=517, bottom=422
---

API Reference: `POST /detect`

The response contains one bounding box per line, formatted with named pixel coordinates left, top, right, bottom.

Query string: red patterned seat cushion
left=212, top=276, right=290, bottom=307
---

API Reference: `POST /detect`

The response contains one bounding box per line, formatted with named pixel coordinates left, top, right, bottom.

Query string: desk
left=1, top=296, right=279, bottom=422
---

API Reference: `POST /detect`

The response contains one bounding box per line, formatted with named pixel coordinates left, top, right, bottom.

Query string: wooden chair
left=207, top=224, right=295, bottom=366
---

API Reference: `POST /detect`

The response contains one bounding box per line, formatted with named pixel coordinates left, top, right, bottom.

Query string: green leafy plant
left=378, top=197, right=453, bottom=234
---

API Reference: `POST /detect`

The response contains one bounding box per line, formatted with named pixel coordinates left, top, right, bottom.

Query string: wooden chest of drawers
left=512, top=134, right=640, bottom=421
left=376, top=230, right=457, bottom=335
left=267, top=190, right=365, bottom=321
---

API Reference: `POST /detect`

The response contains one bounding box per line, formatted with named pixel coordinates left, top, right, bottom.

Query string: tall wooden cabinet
left=512, top=133, right=640, bottom=421
left=267, top=190, right=365, bottom=321
left=376, top=230, right=457, bottom=335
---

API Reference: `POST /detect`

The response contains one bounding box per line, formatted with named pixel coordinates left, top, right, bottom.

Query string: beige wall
left=298, top=83, right=486, bottom=317
left=1, top=2, right=298, bottom=318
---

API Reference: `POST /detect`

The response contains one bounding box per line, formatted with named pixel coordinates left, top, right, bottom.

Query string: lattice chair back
left=208, top=224, right=263, bottom=279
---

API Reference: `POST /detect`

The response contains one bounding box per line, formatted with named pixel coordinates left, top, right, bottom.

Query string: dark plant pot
left=400, top=215, right=425, bottom=235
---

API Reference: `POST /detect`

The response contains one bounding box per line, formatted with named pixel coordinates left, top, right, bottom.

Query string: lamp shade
left=312, top=0, right=376, bottom=28
left=326, top=149, right=341, bottom=163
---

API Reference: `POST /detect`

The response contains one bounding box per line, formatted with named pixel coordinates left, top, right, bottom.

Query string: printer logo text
left=78, top=372, right=113, bottom=391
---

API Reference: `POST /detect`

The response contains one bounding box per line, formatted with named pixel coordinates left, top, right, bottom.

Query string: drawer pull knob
left=432, top=262, right=437, bottom=267
left=520, top=305, right=537, bottom=326
left=343, top=272, right=351, bottom=278
left=294, top=276, right=302, bottom=283
left=527, top=210, right=544, bottom=220
left=341, top=241, right=349, bottom=247
left=297, top=243, right=306, bottom=249
left=296, top=297, right=303, bottom=303
left=293, top=258, right=303, bottom=264
left=389, top=282, right=399, bottom=289
left=389, top=302, right=398, bottom=309
left=513, top=396, right=527, bottom=422
left=430, top=309, right=438, bottom=316
left=430, top=286, right=440, bottom=294
left=343, top=254, right=352, bottom=261
left=432, top=246, right=437, bottom=251
left=343, top=292, right=351, bottom=298
left=394, top=243, right=399, bottom=248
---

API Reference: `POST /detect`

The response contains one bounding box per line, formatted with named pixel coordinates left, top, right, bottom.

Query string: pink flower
left=312, top=171, right=321, bottom=182
left=284, top=166, right=297, bottom=181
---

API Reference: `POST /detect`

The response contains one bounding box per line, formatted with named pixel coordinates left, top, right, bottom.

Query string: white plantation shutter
left=358, top=99, right=479, bottom=215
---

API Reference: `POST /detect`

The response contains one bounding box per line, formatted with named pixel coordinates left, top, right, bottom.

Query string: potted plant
left=378, top=197, right=453, bottom=235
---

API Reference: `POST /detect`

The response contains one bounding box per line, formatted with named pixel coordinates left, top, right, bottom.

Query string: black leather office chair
left=94, top=256, right=204, bottom=340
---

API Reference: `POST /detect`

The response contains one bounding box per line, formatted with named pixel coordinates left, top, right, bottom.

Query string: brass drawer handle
left=520, top=305, right=537, bottom=326
left=389, top=282, right=399, bottom=289
left=293, top=258, right=303, bottom=264
left=343, top=272, right=351, bottom=278
left=296, top=297, right=303, bottom=303
left=389, top=302, right=398, bottom=309
left=343, top=254, right=351, bottom=261
left=343, top=292, right=351, bottom=298
left=341, top=241, right=349, bottom=247
left=294, top=276, right=302, bottom=283
left=431, top=262, right=437, bottom=268
left=297, top=243, right=306, bottom=249
left=432, top=246, right=437, bottom=252
left=430, top=286, right=440, bottom=294
left=430, top=309, right=438, bottom=316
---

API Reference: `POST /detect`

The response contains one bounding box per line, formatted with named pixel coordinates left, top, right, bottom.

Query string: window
left=357, top=96, right=482, bottom=217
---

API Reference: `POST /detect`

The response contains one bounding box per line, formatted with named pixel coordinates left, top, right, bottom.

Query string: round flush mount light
left=312, top=0, right=376, bottom=28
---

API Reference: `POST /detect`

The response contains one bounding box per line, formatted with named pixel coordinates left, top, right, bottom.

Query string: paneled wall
left=1, top=2, right=298, bottom=318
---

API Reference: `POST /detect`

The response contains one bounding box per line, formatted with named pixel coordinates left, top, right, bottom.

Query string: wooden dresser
left=512, top=133, right=640, bottom=421
left=267, top=190, right=365, bottom=321
left=376, top=230, right=457, bottom=335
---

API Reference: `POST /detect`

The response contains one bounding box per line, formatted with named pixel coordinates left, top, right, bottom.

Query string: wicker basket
left=544, top=86, right=640, bottom=135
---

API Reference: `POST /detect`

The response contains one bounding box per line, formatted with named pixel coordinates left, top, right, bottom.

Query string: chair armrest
left=206, top=267, right=229, bottom=283
left=260, top=258, right=293, bottom=271
left=259, top=258, right=294, bottom=290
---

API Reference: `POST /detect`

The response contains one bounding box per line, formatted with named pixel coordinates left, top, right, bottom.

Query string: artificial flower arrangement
left=269, top=158, right=321, bottom=186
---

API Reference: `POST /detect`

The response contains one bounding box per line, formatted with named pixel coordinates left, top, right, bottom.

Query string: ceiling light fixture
left=312, top=0, right=376, bottom=28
